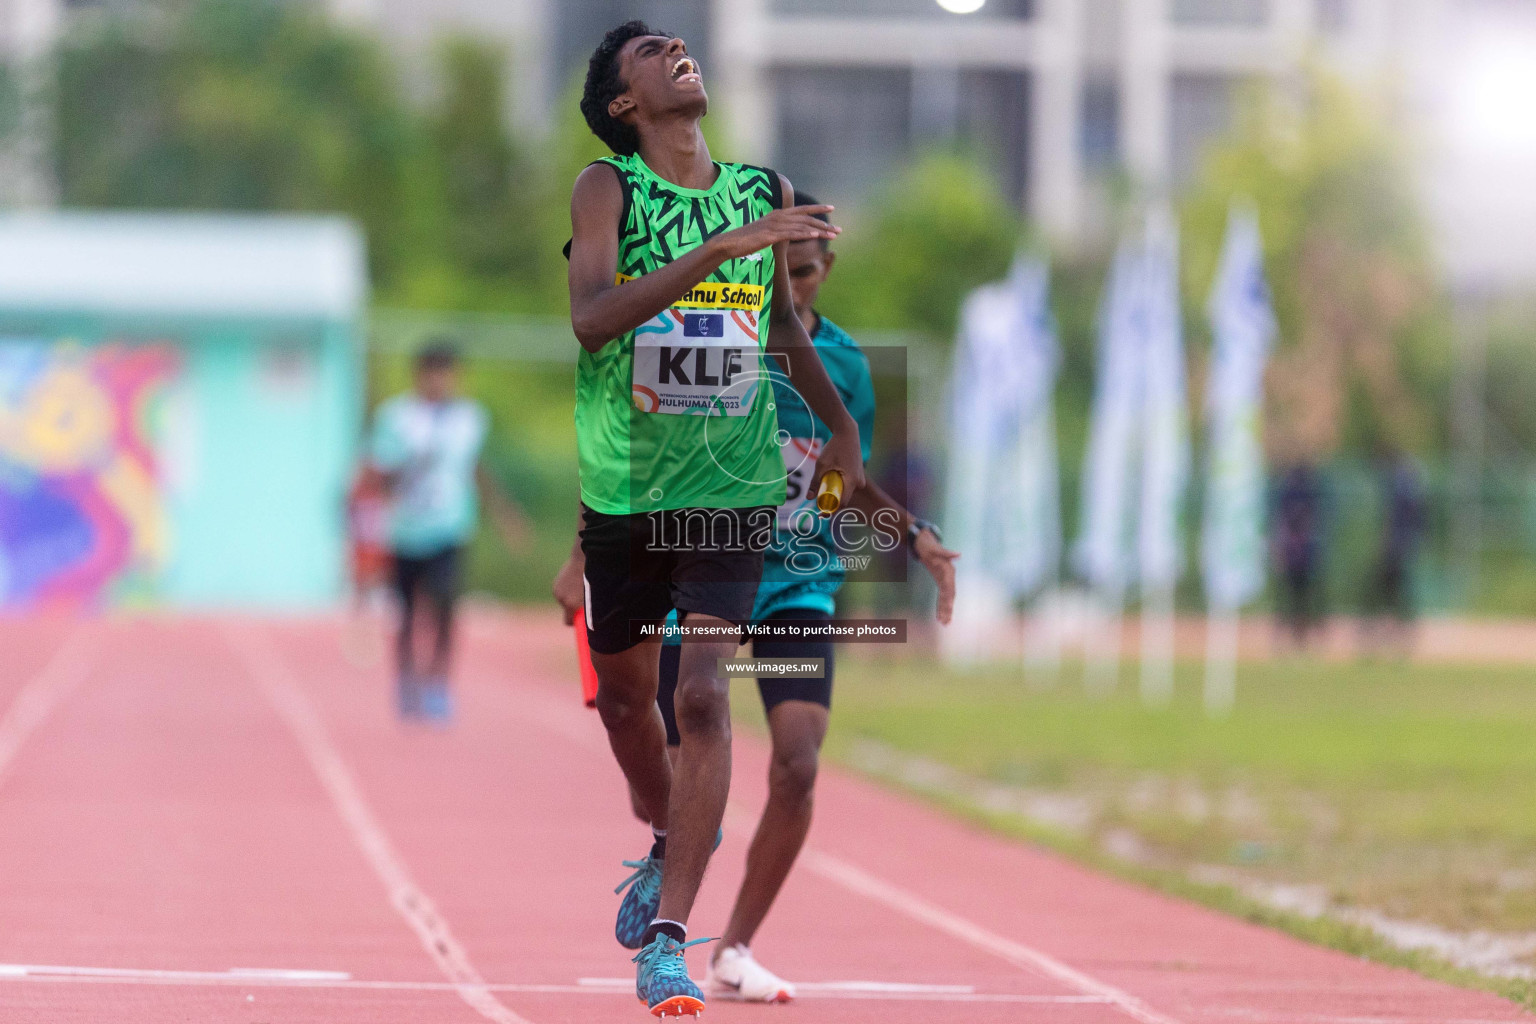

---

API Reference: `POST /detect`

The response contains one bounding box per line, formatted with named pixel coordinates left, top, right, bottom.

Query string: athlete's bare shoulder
left=568, top=162, right=626, bottom=277
left=774, top=170, right=794, bottom=210
left=571, top=161, right=624, bottom=220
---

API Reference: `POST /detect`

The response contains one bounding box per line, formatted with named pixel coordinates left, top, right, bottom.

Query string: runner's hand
left=552, top=553, right=584, bottom=627
left=710, top=205, right=839, bottom=263
left=914, top=530, right=960, bottom=626
left=493, top=510, right=533, bottom=556
left=810, top=429, right=865, bottom=501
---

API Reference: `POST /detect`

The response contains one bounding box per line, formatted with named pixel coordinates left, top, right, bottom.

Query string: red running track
left=0, top=609, right=1527, bottom=1024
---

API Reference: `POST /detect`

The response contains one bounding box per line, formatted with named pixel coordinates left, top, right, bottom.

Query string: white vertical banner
left=1202, top=202, right=1275, bottom=714
left=998, top=258, right=1062, bottom=602
left=1137, top=207, right=1189, bottom=706
left=1075, top=240, right=1143, bottom=694
left=944, top=286, right=1011, bottom=664
left=944, top=289, right=995, bottom=568
left=1076, top=212, right=1189, bottom=701
left=943, top=255, right=1062, bottom=665
left=1004, top=259, right=1064, bottom=681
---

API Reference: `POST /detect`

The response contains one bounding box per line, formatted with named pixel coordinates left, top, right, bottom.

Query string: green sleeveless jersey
left=574, top=153, right=788, bottom=515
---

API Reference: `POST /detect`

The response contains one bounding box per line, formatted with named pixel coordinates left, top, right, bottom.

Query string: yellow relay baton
left=815, top=470, right=844, bottom=517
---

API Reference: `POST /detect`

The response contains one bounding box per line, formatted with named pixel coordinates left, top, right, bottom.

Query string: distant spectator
left=1361, top=446, right=1426, bottom=657
left=370, top=340, right=530, bottom=721
left=1273, top=462, right=1325, bottom=650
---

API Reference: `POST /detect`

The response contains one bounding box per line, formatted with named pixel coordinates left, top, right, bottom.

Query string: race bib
left=627, top=276, right=766, bottom=416
left=777, top=436, right=821, bottom=527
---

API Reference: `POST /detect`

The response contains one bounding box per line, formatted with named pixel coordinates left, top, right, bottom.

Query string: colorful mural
left=0, top=340, right=179, bottom=608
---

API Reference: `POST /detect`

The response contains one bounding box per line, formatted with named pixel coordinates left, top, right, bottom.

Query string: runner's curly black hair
left=581, top=20, right=669, bottom=156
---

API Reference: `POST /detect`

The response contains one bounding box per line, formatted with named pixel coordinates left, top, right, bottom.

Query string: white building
left=709, top=0, right=1536, bottom=286
left=333, top=0, right=1536, bottom=286
left=5, top=0, right=1535, bottom=286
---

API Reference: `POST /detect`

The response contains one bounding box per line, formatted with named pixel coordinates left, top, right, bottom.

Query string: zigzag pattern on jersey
left=601, top=156, right=777, bottom=288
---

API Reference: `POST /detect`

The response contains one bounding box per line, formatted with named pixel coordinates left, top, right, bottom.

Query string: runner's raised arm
left=568, top=165, right=838, bottom=353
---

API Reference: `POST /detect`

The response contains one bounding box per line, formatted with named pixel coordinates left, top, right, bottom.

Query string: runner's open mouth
left=671, top=56, right=701, bottom=84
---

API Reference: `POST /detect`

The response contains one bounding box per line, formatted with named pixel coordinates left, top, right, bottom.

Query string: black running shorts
left=391, top=544, right=463, bottom=609
left=579, top=504, right=774, bottom=655
left=656, top=609, right=834, bottom=746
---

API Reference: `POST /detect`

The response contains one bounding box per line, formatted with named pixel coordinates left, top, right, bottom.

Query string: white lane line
left=575, top=976, right=1112, bottom=1002
left=804, top=981, right=976, bottom=993
left=577, top=976, right=983, bottom=994
left=225, top=625, right=534, bottom=1024
left=0, top=964, right=350, bottom=981
left=577, top=976, right=980, bottom=993
left=800, top=847, right=1185, bottom=1024
left=4, top=971, right=1510, bottom=1019
left=227, top=968, right=352, bottom=980
left=0, top=625, right=94, bottom=789
left=0, top=965, right=1116, bottom=1003
left=6, top=964, right=1508, bottom=1021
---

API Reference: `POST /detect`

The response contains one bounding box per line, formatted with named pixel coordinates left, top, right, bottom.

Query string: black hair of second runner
left=414, top=337, right=461, bottom=371
left=793, top=190, right=833, bottom=252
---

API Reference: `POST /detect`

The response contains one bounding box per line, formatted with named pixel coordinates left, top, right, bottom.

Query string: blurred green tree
left=1486, top=304, right=1536, bottom=458
left=817, top=152, right=1023, bottom=340
left=394, top=38, right=572, bottom=315
left=54, top=0, right=431, bottom=289
left=1180, top=71, right=1451, bottom=462
left=0, top=62, right=19, bottom=140
left=430, top=40, right=523, bottom=282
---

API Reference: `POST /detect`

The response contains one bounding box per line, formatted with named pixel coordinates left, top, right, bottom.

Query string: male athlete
left=556, top=196, right=958, bottom=1002
left=369, top=341, right=528, bottom=721
left=565, top=21, right=864, bottom=1017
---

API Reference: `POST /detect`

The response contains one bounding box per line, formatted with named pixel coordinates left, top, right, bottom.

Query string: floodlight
left=1450, top=32, right=1536, bottom=161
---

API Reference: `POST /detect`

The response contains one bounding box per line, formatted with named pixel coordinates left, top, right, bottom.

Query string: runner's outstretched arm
left=763, top=174, right=865, bottom=495
left=848, top=479, right=959, bottom=625
left=568, top=165, right=839, bottom=353
left=476, top=464, right=533, bottom=555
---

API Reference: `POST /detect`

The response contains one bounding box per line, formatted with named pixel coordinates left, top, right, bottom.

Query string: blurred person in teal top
left=371, top=340, right=529, bottom=721
left=750, top=313, right=877, bottom=620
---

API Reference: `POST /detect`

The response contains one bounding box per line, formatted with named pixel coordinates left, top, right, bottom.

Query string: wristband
left=907, top=518, right=941, bottom=556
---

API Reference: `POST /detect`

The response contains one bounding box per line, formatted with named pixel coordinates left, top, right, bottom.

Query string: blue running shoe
left=419, top=678, right=453, bottom=722
left=614, top=854, right=663, bottom=950
left=396, top=672, right=421, bottom=718
left=614, top=829, right=723, bottom=950
left=634, top=933, right=711, bottom=1018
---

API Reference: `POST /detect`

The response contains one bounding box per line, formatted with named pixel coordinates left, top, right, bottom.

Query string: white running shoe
left=705, top=944, right=796, bottom=1003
